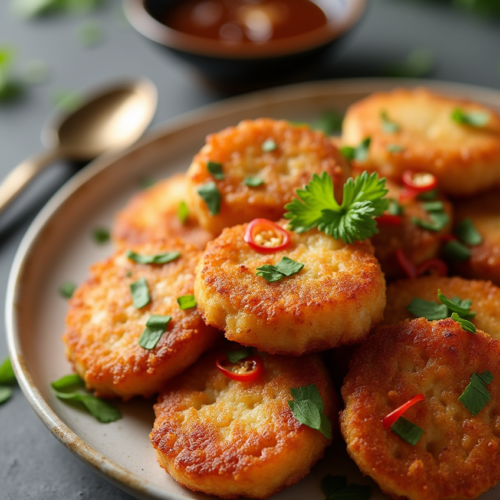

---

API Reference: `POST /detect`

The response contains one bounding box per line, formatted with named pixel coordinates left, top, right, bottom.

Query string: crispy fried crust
left=383, top=276, right=500, bottom=340
left=451, top=189, right=500, bottom=287
left=195, top=220, right=386, bottom=355
left=370, top=177, right=453, bottom=280
left=187, top=118, right=351, bottom=234
left=63, top=240, right=220, bottom=399
left=113, top=174, right=213, bottom=250
left=341, top=318, right=500, bottom=500
left=342, top=88, right=500, bottom=196
left=150, top=346, right=336, bottom=499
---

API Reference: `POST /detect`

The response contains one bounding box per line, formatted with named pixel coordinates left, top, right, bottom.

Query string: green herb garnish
left=322, top=475, right=371, bottom=500
left=138, top=315, right=172, bottom=349
left=311, top=110, right=343, bottom=135
left=452, top=108, right=489, bottom=127
left=412, top=200, right=449, bottom=232
left=456, top=218, right=482, bottom=246
left=177, top=295, right=197, bottom=310
left=51, top=374, right=121, bottom=423
left=451, top=312, right=477, bottom=333
left=459, top=371, right=493, bottom=416
left=59, top=281, right=76, bottom=299
left=391, top=416, right=423, bottom=445
left=417, top=189, right=439, bottom=201
left=381, top=110, right=400, bottom=133
left=262, top=139, right=277, bottom=152
left=406, top=297, right=448, bottom=320
left=288, top=384, right=332, bottom=439
left=178, top=201, right=189, bottom=223
left=256, top=256, right=304, bottom=283
left=388, top=198, right=403, bottom=216
left=0, top=46, right=24, bottom=103
left=126, top=250, right=180, bottom=265
left=130, top=278, right=150, bottom=309
left=0, top=358, right=16, bottom=385
left=244, top=176, right=264, bottom=187
left=0, top=387, right=12, bottom=405
left=387, top=144, right=404, bottom=153
left=340, top=137, right=371, bottom=162
left=442, top=240, right=471, bottom=261
left=384, top=48, right=434, bottom=78
left=284, top=171, right=388, bottom=244
left=197, top=181, right=221, bottom=216
left=227, top=348, right=252, bottom=363
left=437, top=289, right=476, bottom=318
left=422, top=201, right=444, bottom=212
left=207, top=161, right=225, bottom=180
left=92, top=227, right=110, bottom=244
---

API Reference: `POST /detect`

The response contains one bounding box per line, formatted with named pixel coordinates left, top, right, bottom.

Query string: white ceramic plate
left=7, top=79, right=500, bottom=500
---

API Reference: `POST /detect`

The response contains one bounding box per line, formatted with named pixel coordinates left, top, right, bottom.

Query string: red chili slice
left=244, top=218, right=291, bottom=253
left=216, top=355, right=264, bottom=382
left=376, top=214, right=402, bottom=226
left=395, top=248, right=417, bottom=279
left=382, top=393, right=425, bottom=428
left=416, top=258, right=448, bottom=277
left=402, top=170, right=438, bottom=193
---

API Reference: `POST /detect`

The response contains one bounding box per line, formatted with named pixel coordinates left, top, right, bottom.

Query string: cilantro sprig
left=256, top=256, right=304, bottom=283
left=284, top=171, right=388, bottom=244
left=459, top=371, right=493, bottom=416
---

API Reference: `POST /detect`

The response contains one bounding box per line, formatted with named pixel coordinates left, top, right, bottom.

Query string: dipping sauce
left=159, top=0, right=328, bottom=44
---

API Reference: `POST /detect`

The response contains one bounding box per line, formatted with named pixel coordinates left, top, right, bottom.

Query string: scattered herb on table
left=383, top=48, right=434, bottom=78
left=92, top=227, right=110, bottom=244
left=59, top=281, right=77, bottom=299
left=52, top=89, right=83, bottom=112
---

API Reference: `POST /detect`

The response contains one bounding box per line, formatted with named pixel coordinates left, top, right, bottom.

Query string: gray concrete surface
left=0, top=0, right=499, bottom=498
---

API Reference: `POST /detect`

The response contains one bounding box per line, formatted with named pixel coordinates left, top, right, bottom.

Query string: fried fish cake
left=342, top=318, right=500, bottom=500
left=342, top=88, right=500, bottom=196
left=150, top=346, right=336, bottom=499
left=195, top=220, right=385, bottom=355
left=63, top=240, right=220, bottom=399
left=113, top=174, right=213, bottom=250
left=451, top=189, right=500, bottom=287
left=383, top=276, right=500, bottom=339
left=370, top=177, right=453, bottom=280
left=187, top=118, right=351, bottom=234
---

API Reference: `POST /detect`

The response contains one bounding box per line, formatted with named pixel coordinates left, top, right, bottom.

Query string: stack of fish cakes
left=62, top=89, right=500, bottom=500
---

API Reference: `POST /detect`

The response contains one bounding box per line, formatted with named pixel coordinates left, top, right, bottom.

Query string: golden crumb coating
left=187, top=118, right=351, bottom=234
left=342, top=88, right=500, bottom=196
left=63, top=240, right=220, bottom=399
left=150, top=346, right=336, bottom=499
left=113, top=174, right=213, bottom=250
left=341, top=318, right=500, bottom=500
left=451, top=189, right=500, bottom=287
left=370, top=177, right=453, bottom=280
left=195, top=220, right=386, bottom=355
left=383, top=276, right=500, bottom=340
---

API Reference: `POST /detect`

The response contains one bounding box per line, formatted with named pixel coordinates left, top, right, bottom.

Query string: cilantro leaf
left=130, top=278, right=150, bottom=309
left=139, top=315, right=172, bottom=349
left=456, top=218, right=482, bottom=246
left=459, top=371, right=493, bottom=416
left=177, top=295, right=197, bottom=310
left=92, top=227, right=110, bottom=244
left=227, top=348, right=252, bottom=363
left=452, top=108, right=489, bottom=127
left=381, top=110, right=400, bottom=133
left=288, top=384, right=331, bottom=439
left=442, top=239, right=471, bottom=261
left=59, top=281, right=76, bottom=299
left=438, top=289, right=476, bottom=318
left=391, top=416, right=423, bottom=445
left=126, top=250, right=180, bottom=265
left=284, top=171, right=388, bottom=244
left=197, top=181, right=221, bottom=215
left=0, top=358, right=16, bottom=385
left=311, top=110, right=343, bottom=135
left=451, top=312, right=477, bottom=333
left=406, top=298, right=448, bottom=320
left=256, top=257, right=304, bottom=283
left=255, top=265, right=285, bottom=283
left=207, top=161, right=225, bottom=180
left=51, top=374, right=83, bottom=390
left=340, top=137, right=371, bottom=162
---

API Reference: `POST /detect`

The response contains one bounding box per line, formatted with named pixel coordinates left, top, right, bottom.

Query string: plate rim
left=6, top=77, right=500, bottom=500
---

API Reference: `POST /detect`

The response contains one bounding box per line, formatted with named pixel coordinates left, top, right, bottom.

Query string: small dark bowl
left=123, top=0, right=366, bottom=86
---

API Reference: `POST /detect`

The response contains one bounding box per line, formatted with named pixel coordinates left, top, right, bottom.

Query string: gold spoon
left=0, top=79, right=157, bottom=215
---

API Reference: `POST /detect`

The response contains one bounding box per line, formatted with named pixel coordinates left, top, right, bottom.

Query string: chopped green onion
left=197, top=181, right=221, bottom=216
left=178, top=201, right=189, bottom=224
left=177, top=295, right=197, bottom=310
left=138, top=315, right=172, bottom=349
left=207, top=161, right=225, bottom=180
left=383, top=48, right=434, bottom=78
left=391, top=416, right=423, bottom=445
left=130, top=278, right=150, bottom=309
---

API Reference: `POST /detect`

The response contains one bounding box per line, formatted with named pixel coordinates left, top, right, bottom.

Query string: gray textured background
left=0, top=1, right=499, bottom=498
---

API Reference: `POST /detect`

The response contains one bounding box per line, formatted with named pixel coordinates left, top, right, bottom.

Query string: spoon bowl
left=0, top=78, right=157, bottom=215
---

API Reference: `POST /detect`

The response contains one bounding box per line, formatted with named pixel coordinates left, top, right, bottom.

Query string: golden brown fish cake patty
left=383, top=276, right=500, bottom=340
left=63, top=240, right=220, bottom=399
left=342, top=88, right=500, bottom=196
left=150, top=346, right=336, bottom=499
left=370, top=177, right=453, bottom=280
left=341, top=317, right=500, bottom=500
left=195, top=220, right=386, bottom=355
left=187, top=118, right=351, bottom=234
left=113, top=174, right=213, bottom=250
left=451, top=189, right=500, bottom=287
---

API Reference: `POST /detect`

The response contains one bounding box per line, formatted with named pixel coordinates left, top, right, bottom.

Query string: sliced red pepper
left=402, top=170, right=438, bottom=193
left=395, top=248, right=417, bottom=279
left=383, top=393, right=425, bottom=428
left=376, top=214, right=402, bottom=226
left=244, top=218, right=291, bottom=253
left=216, top=355, right=264, bottom=382
left=416, top=258, right=448, bottom=277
